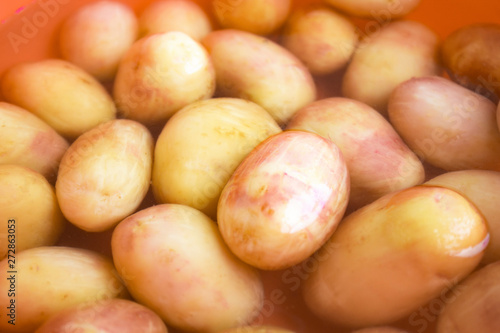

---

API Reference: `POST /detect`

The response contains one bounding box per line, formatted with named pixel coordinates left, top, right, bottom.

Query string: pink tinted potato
left=324, top=0, right=421, bottom=18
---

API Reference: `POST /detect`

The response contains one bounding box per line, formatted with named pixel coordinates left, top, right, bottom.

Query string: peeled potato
left=324, top=0, right=421, bottom=18
left=303, top=186, right=489, bottom=328
left=219, top=326, right=295, bottom=333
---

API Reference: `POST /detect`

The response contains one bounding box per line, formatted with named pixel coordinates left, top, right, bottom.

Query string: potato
left=219, top=326, right=295, bottom=333
left=324, top=0, right=421, bottom=18
left=56, top=119, right=153, bottom=232
left=426, top=170, right=500, bottom=264
left=111, top=204, right=264, bottom=332
left=286, top=97, right=424, bottom=211
left=0, top=102, right=68, bottom=181
left=139, top=0, right=212, bottom=40
left=114, top=31, right=215, bottom=124
left=35, top=299, right=168, bottom=333
left=282, top=5, right=358, bottom=75
left=436, top=261, right=500, bottom=333
left=218, top=130, right=349, bottom=270
left=213, top=0, right=291, bottom=35
left=202, top=29, right=316, bottom=125
left=351, top=328, right=408, bottom=333
left=342, top=20, right=440, bottom=115
left=1, top=59, right=116, bottom=139
left=0, top=165, right=65, bottom=259
left=0, top=246, right=127, bottom=332
left=59, top=1, right=138, bottom=82
left=303, top=186, right=489, bottom=328
left=388, top=76, right=500, bottom=171
left=441, top=24, right=500, bottom=103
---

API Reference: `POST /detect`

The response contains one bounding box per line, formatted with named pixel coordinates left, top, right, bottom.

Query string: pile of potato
left=1, top=0, right=500, bottom=332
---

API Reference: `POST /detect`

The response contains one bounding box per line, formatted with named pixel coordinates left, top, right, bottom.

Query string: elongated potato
left=114, top=31, right=215, bottom=124
left=282, top=5, right=358, bottom=75
left=152, top=98, right=281, bottom=220
left=139, top=0, right=212, bottom=40
left=1, top=59, right=116, bottom=139
left=303, top=186, right=489, bottom=328
left=111, top=204, right=264, bottom=332
left=388, top=76, right=500, bottom=171
left=352, top=328, right=408, bottom=333
left=324, top=0, right=420, bottom=18
left=342, top=20, right=440, bottom=115
left=218, top=131, right=349, bottom=270
left=286, top=98, right=424, bottom=210
left=59, top=1, right=138, bottom=82
left=219, top=326, right=295, bottom=333
left=56, top=119, right=153, bottom=232
left=35, top=299, right=168, bottom=333
left=0, top=246, right=127, bottom=332
left=202, top=29, right=316, bottom=125
left=0, top=165, right=65, bottom=259
left=0, top=102, right=68, bottom=181
left=426, top=170, right=500, bottom=264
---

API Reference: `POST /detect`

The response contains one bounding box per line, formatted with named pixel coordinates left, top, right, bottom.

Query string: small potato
left=213, top=0, right=291, bottom=35
left=56, top=119, right=153, bottom=232
left=0, top=246, right=127, bottom=332
left=0, top=165, right=65, bottom=259
left=114, top=31, right=215, bottom=124
left=287, top=98, right=424, bottom=210
left=152, top=98, right=281, bottom=220
left=111, top=204, right=264, bottom=332
left=139, top=0, right=212, bottom=40
left=1, top=59, right=116, bottom=139
left=219, top=326, right=295, bottom=333
left=351, top=328, right=409, bottom=333
left=0, top=102, right=68, bottom=181
left=324, top=0, right=420, bottom=18
left=426, top=170, right=500, bottom=264
left=436, top=261, right=500, bottom=333
left=303, top=186, right=489, bottom=328
left=441, top=24, right=500, bottom=102
left=218, top=131, right=349, bottom=270
left=202, top=29, right=316, bottom=125
left=342, top=20, right=440, bottom=115
left=35, top=299, right=168, bottom=333
left=388, top=76, right=500, bottom=171
left=59, top=1, right=138, bottom=82
left=282, top=5, right=358, bottom=75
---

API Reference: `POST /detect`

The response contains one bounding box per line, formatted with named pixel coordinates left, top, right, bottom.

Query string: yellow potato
left=218, top=131, right=349, bottom=270
left=219, top=326, right=295, bottom=333
left=1, top=59, right=116, bottom=139
left=202, top=29, right=316, bottom=125
left=111, top=204, right=264, bottom=332
left=114, top=31, right=215, bottom=124
left=0, top=102, right=68, bottom=181
left=56, top=119, right=153, bottom=232
left=324, top=0, right=420, bottom=18
left=35, top=299, right=168, bottom=333
left=59, top=1, right=138, bottom=82
left=282, top=5, right=358, bottom=75
left=152, top=98, right=281, bottom=220
left=0, top=165, right=65, bottom=259
left=388, top=76, right=500, bottom=171
left=303, top=186, right=489, bottom=328
left=342, top=20, right=440, bottom=115
left=0, top=246, right=127, bottom=332
left=351, top=328, right=408, bottom=333
left=213, top=0, right=291, bottom=35
left=426, top=170, right=500, bottom=264
left=286, top=97, right=424, bottom=211
left=139, top=0, right=212, bottom=40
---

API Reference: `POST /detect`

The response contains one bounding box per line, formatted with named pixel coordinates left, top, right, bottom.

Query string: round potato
left=324, top=0, right=420, bottom=18
left=219, top=326, right=295, bottom=333
left=35, top=299, right=168, bottom=333
left=286, top=97, right=424, bottom=211
left=56, top=119, right=153, bottom=232
left=139, top=0, right=212, bottom=40
left=152, top=98, right=281, bottom=220
left=111, top=204, right=264, bottom=332
left=202, top=29, right=316, bottom=125
left=114, top=31, right=215, bottom=124
left=303, top=186, right=489, bottom=328
left=0, top=102, right=68, bottom=181
left=388, top=76, right=500, bottom=172
left=1, top=59, right=116, bottom=139
left=218, top=131, right=349, bottom=270
left=0, top=165, right=65, bottom=259
left=59, top=1, right=138, bottom=82
left=0, top=246, right=127, bottom=332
